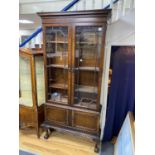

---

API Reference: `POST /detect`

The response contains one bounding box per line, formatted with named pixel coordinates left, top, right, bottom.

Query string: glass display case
left=19, top=56, right=33, bottom=107
left=38, top=9, right=111, bottom=152
left=19, top=48, right=45, bottom=137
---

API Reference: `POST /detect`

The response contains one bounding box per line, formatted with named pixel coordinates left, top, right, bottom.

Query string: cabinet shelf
left=75, top=85, right=97, bottom=93
left=74, top=102, right=96, bottom=110
left=46, top=53, right=67, bottom=58
left=76, top=42, right=98, bottom=45
left=48, top=98, right=68, bottom=104
left=77, top=66, right=99, bottom=71
left=47, top=41, right=68, bottom=44
left=49, top=83, right=68, bottom=90
left=47, top=64, right=68, bottom=69
left=74, top=97, right=97, bottom=110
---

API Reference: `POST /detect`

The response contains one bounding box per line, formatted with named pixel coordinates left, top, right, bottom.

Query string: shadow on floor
left=101, top=142, right=114, bottom=155
left=19, top=149, right=39, bottom=155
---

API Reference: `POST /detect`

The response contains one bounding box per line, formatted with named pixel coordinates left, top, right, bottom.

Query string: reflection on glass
left=45, top=26, right=68, bottom=104
left=35, top=56, right=45, bottom=106
left=74, top=26, right=103, bottom=110
left=19, top=56, right=33, bottom=107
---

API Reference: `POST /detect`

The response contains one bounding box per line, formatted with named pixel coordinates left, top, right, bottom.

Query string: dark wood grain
left=38, top=9, right=111, bottom=152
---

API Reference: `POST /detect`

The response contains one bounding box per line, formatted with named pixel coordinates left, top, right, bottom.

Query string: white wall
left=100, top=9, right=135, bottom=140
left=20, top=0, right=71, bottom=14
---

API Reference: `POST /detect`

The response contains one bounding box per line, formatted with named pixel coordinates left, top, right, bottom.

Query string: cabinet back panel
left=75, top=71, right=98, bottom=86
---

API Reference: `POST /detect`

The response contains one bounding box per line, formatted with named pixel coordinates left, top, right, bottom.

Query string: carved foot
left=44, top=129, right=50, bottom=139
left=94, top=142, right=99, bottom=153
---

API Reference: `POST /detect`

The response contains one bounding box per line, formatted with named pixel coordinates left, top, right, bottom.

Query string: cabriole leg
left=94, top=140, right=100, bottom=153
left=44, top=128, right=50, bottom=139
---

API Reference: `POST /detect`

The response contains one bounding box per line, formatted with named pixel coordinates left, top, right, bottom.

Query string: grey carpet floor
left=100, top=142, right=114, bottom=155
left=19, top=149, right=39, bottom=155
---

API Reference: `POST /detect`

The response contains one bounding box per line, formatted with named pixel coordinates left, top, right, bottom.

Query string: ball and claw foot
left=94, top=143, right=99, bottom=153
left=44, top=129, right=50, bottom=139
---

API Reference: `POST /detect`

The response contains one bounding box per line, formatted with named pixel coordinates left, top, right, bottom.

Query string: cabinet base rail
left=41, top=122, right=100, bottom=153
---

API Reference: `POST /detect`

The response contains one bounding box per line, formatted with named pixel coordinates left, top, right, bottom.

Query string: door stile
left=71, top=25, right=76, bottom=106
left=42, top=26, right=48, bottom=103
left=96, top=23, right=107, bottom=111
left=68, top=26, right=72, bottom=106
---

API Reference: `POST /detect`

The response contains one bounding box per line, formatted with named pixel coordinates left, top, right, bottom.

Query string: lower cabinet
left=45, top=105, right=99, bottom=134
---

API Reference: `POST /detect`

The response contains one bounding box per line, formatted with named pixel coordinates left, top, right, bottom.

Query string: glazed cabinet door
left=19, top=54, right=33, bottom=107
left=44, top=26, right=72, bottom=105
left=71, top=25, right=105, bottom=111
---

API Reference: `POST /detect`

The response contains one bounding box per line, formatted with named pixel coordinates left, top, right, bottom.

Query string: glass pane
left=73, top=26, right=103, bottom=110
left=35, top=56, right=45, bottom=106
left=45, top=26, right=69, bottom=104
left=19, top=56, right=33, bottom=107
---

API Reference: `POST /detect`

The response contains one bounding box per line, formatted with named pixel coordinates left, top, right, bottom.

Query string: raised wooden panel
left=72, top=111, right=99, bottom=133
left=45, top=105, right=68, bottom=125
left=19, top=105, right=35, bottom=125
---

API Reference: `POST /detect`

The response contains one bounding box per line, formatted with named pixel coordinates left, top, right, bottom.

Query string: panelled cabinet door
left=45, top=105, right=69, bottom=126
left=71, top=25, right=104, bottom=111
left=71, top=110, right=99, bottom=133
left=44, top=26, right=71, bottom=105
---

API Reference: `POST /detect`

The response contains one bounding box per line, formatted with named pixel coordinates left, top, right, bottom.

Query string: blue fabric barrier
left=103, top=46, right=135, bottom=142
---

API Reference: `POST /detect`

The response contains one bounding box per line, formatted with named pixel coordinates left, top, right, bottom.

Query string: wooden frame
left=38, top=9, right=111, bottom=152
left=19, top=48, right=44, bottom=137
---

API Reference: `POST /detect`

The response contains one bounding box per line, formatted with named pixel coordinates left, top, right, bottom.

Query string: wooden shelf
left=77, top=66, right=99, bottom=71
left=47, top=41, right=68, bottom=44
left=47, top=64, right=68, bottom=69
left=46, top=65, right=98, bottom=71
left=76, top=42, right=97, bottom=45
left=73, top=97, right=96, bottom=109
left=48, top=98, right=68, bottom=104
left=74, top=102, right=96, bottom=110
left=47, top=93, right=68, bottom=104
left=46, top=53, right=67, bottom=58
left=75, top=85, right=97, bottom=93
left=49, top=83, right=68, bottom=90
